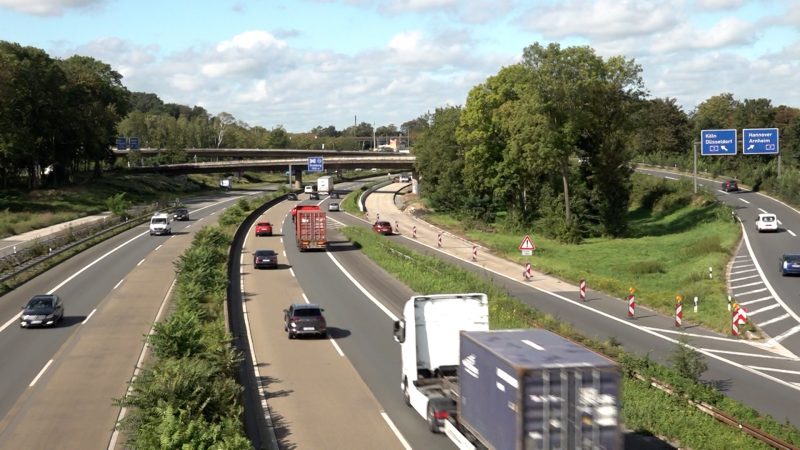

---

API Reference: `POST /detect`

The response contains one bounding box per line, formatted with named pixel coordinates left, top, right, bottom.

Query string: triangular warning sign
left=519, top=235, right=535, bottom=251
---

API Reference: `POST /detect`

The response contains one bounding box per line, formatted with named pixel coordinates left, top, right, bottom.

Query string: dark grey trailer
left=458, top=329, right=621, bottom=450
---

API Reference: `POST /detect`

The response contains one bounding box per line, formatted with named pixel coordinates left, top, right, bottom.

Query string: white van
left=304, top=185, right=314, bottom=193
left=149, top=213, right=172, bottom=236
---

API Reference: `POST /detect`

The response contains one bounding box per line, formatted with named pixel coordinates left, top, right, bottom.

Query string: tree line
left=413, top=42, right=800, bottom=242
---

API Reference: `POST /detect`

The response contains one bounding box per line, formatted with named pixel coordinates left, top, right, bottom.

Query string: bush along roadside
left=339, top=225, right=800, bottom=449
left=115, top=190, right=285, bottom=449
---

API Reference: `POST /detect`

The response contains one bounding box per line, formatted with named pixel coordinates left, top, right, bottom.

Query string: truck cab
left=393, top=294, right=489, bottom=428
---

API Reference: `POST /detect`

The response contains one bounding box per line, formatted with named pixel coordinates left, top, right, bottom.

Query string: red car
left=373, top=221, right=393, bottom=235
left=255, top=222, right=273, bottom=236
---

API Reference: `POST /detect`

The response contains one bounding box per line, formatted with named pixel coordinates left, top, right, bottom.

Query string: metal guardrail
left=0, top=205, right=161, bottom=283
left=635, top=373, right=798, bottom=449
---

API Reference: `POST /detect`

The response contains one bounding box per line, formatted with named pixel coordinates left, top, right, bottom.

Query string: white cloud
left=0, top=0, right=104, bottom=16
left=518, top=0, right=681, bottom=40
left=650, top=17, right=758, bottom=53
left=694, top=0, right=746, bottom=10
left=216, top=30, right=286, bottom=52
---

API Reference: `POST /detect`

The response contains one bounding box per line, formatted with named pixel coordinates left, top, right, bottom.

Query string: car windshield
left=293, top=308, right=322, bottom=317
left=785, top=255, right=800, bottom=264
left=27, top=298, right=53, bottom=309
left=255, top=250, right=275, bottom=256
left=377, top=221, right=390, bottom=226
left=257, top=222, right=271, bottom=227
left=177, top=208, right=187, bottom=213
left=152, top=218, right=167, bottom=224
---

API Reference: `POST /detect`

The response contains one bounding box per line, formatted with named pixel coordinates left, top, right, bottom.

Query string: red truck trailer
left=294, top=205, right=327, bottom=251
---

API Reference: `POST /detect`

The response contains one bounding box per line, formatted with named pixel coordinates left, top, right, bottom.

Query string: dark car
left=287, top=193, right=298, bottom=201
left=284, top=303, right=327, bottom=339
left=721, top=180, right=738, bottom=192
left=173, top=207, right=189, bottom=221
left=253, top=249, right=278, bottom=269
left=373, top=220, right=393, bottom=235
left=779, top=254, right=800, bottom=276
left=330, top=192, right=340, bottom=199
left=255, top=222, right=273, bottom=236
left=20, top=294, right=64, bottom=328
left=309, top=192, right=320, bottom=200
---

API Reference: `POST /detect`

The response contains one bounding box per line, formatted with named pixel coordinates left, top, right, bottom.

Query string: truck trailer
left=316, top=175, right=333, bottom=195
left=392, top=293, right=621, bottom=450
left=294, top=204, right=327, bottom=251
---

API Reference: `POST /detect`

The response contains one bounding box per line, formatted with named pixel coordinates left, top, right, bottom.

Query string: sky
left=1, top=0, right=799, bottom=133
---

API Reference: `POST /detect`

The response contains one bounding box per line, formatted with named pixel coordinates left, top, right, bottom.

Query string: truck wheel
left=426, top=403, right=441, bottom=434
left=402, top=378, right=411, bottom=406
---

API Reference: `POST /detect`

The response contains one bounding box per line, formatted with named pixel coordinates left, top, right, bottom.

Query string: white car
left=149, top=213, right=172, bottom=236
left=755, top=213, right=778, bottom=233
left=328, top=202, right=340, bottom=212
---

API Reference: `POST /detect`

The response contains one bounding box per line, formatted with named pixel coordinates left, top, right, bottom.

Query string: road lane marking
left=329, top=338, right=345, bottom=357
left=155, top=244, right=162, bottom=251
left=0, top=313, right=21, bottom=333
left=302, top=293, right=310, bottom=304
left=759, top=208, right=767, bottom=214
left=108, top=279, right=177, bottom=450
left=740, top=296, right=773, bottom=306
left=789, top=230, right=797, bottom=237
left=768, top=325, right=800, bottom=346
left=739, top=198, right=751, bottom=204
left=665, top=176, right=678, bottom=180
left=289, top=267, right=296, bottom=277
left=731, top=265, right=755, bottom=271
left=730, top=274, right=760, bottom=282
left=748, top=366, right=800, bottom=376
left=29, top=359, right=53, bottom=387
left=380, top=411, right=412, bottom=450
left=731, top=281, right=763, bottom=289
left=640, top=327, right=740, bottom=343
left=704, top=348, right=800, bottom=361
left=750, top=303, right=782, bottom=316
left=325, top=251, right=399, bottom=322
left=759, top=314, right=791, bottom=327
left=113, top=279, right=124, bottom=290
left=82, top=308, right=97, bottom=325
left=136, top=258, right=145, bottom=266
left=736, top=287, right=768, bottom=296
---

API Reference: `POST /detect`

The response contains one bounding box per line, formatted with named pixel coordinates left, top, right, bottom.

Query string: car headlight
left=45, top=314, right=55, bottom=319
left=290, top=322, right=297, bottom=328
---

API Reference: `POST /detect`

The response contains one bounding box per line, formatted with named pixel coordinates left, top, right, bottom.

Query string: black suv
left=284, top=303, right=327, bottom=339
left=287, top=193, right=298, bottom=201
left=20, top=294, right=64, bottom=328
left=173, top=207, right=190, bottom=221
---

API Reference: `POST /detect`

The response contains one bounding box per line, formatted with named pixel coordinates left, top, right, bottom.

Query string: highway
left=353, top=177, right=800, bottom=430
left=0, top=190, right=262, bottom=448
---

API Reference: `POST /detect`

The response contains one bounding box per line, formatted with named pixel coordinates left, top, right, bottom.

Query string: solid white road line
left=759, top=314, right=791, bottom=327
left=731, top=281, right=764, bottom=289
left=108, top=279, right=177, bottom=450
left=380, top=411, right=412, bottom=450
left=29, top=359, right=53, bottom=387
left=789, top=230, right=797, bottom=237
left=302, top=293, right=310, bottom=304
left=289, top=267, right=296, bottom=277
left=750, top=303, right=782, bottom=316
left=82, top=308, right=97, bottom=325
left=748, top=366, right=800, bottom=376
left=740, top=296, right=773, bottom=306
left=328, top=338, right=345, bottom=357
left=759, top=208, right=767, bottom=214
left=113, top=279, right=124, bottom=290
left=155, top=244, right=162, bottom=251
left=325, top=251, right=399, bottom=322
left=136, top=258, right=145, bottom=266
left=704, top=348, right=800, bottom=361
left=768, top=325, right=800, bottom=346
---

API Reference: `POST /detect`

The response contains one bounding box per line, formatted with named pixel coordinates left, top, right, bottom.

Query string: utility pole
left=693, top=140, right=698, bottom=194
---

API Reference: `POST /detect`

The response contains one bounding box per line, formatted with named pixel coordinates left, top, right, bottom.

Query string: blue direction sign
left=129, top=136, right=140, bottom=150
left=116, top=137, right=128, bottom=150
left=307, top=156, right=324, bottom=172
left=700, top=129, right=737, bottom=155
left=743, top=128, right=779, bottom=155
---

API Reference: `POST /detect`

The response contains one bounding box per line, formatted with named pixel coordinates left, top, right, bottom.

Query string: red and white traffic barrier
left=437, top=232, right=442, bottom=248
left=412, top=225, right=417, bottom=239
left=395, top=220, right=399, bottom=232
left=523, top=263, right=532, bottom=281
left=627, top=294, right=635, bottom=317
left=579, top=279, right=587, bottom=301
left=471, top=246, right=477, bottom=261
left=732, top=306, right=748, bottom=336
left=675, top=296, right=683, bottom=327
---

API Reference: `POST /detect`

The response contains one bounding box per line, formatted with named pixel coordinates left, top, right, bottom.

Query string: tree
left=519, top=43, right=644, bottom=237
left=414, top=106, right=465, bottom=212
left=630, top=98, right=691, bottom=158
left=212, top=112, right=236, bottom=148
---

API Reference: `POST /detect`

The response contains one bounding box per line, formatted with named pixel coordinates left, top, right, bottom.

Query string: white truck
left=392, top=293, right=621, bottom=450
left=316, top=175, right=333, bottom=195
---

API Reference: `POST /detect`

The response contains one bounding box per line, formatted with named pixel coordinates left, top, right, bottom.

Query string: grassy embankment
left=417, top=175, right=744, bottom=334
left=338, top=223, right=799, bottom=449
